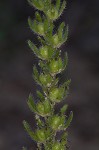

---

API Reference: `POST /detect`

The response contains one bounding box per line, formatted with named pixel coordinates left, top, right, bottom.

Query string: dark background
left=0, top=0, right=99, bottom=150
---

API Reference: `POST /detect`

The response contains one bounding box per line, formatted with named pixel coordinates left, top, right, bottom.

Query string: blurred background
left=0, top=0, right=99, bottom=150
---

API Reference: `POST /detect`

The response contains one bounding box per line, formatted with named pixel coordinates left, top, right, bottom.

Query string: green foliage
left=23, top=0, right=73, bottom=149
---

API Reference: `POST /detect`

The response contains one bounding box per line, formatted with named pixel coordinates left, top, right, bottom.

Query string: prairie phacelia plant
left=23, top=0, right=73, bottom=149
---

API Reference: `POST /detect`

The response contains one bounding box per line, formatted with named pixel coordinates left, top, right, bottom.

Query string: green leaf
left=38, top=36, right=46, bottom=45
left=51, top=78, right=59, bottom=88
left=23, top=120, right=38, bottom=141
left=28, top=40, right=40, bottom=57
left=61, top=132, right=68, bottom=146
left=35, top=11, right=42, bottom=22
left=62, top=79, right=71, bottom=90
left=58, top=22, right=65, bottom=40
left=38, top=0, right=44, bottom=10
left=60, top=104, right=68, bottom=114
left=28, top=17, right=33, bottom=29
left=37, top=90, right=45, bottom=101
left=36, top=116, right=44, bottom=128
left=28, top=17, right=37, bottom=33
left=39, top=60, right=48, bottom=71
left=27, top=0, right=33, bottom=6
left=27, top=94, right=37, bottom=113
left=59, top=0, right=67, bottom=16
left=44, top=0, right=51, bottom=10
left=44, top=18, right=49, bottom=32
left=27, top=0, right=44, bottom=10
left=56, top=0, right=61, bottom=11
left=63, top=25, right=69, bottom=43
left=45, top=22, right=54, bottom=41
left=33, top=65, right=39, bottom=83
left=65, top=111, right=73, bottom=129
left=63, top=52, right=68, bottom=70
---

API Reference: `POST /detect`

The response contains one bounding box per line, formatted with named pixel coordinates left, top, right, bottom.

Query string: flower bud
left=37, top=24, right=44, bottom=35
left=50, top=115, right=65, bottom=130
left=36, top=129, right=46, bottom=142
left=39, top=46, right=48, bottom=59
left=39, top=46, right=54, bottom=60
left=46, top=8, right=58, bottom=20
left=39, top=73, right=53, bottom=87
left=49, top=58, right=63, bottom=74
left=43, top=100, right=51, bottom=114
left=51, top=116, right=61, bottom=130
left=49, top=87, right=64, bottom=102
left=36, top=100, right=51, bottom=116
left=52, top=34, right=59, bottom=47
left=36, top=102, right=45, bottom=115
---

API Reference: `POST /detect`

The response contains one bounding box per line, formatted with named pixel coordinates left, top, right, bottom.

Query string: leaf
left=28, top=17, right=37, bottom=33
left=37, top=90, right=45, bottom=101
left=44, top=0, right=51, bottom=9
left=58, top=22, right=65, bottom=40
left=63, top=52, right=68, bottom=70
left=63, top=25, right=69, bottom=43
left=28, top=40, right=40, bottom=57
left=23, top=120, right=38, bottom=141
left=62, top=79, right=71, bottom=90
left=38, top=60, right=48, bottom=71
left=45, top=22, right=54, bottom=42
left=27, top=94, right=37, bottom=113
left=56, top=0, right=61, bottom=11
left=59, top=0, right=67, bottom=16
left=35, top=11, right=42, bottom=22
left=27, top=0, right=44, bottom=10
left=51, top=78, right=59, bottom=88
left=33, top=65, right=39, bottom=83
left=38, top=36, right=46, bottom=45
left=27, top=0, right=33, bottom=6
left=60, top=104, right=68, bottom=114
left=65, top=111, right=73, bottom=129
left=35, top=115, right=44, bottom=127
left=28, top=17, right=39, bottom=34
left=28, top=17, right=33, bottom=29
left=44, top=18, right=49, bottom=32
left=61, top=132, right=68, bottom=146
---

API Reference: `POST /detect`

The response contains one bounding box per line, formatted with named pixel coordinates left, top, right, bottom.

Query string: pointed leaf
left=35, top=11, right=42, bottom=22
left=58, top=22, right=65, bottom=40
left=27, top=94, right=37, bottom=113
left=61, top=132, right=68, bottom=146
left=37, top=90, right=45, bottom=101
left=28, top=40, right=40, bottom=57
left=27, top=0, right=43, bottom=10
left=33, top=66, right=40, bottom=84
left=27, top=0, right=33, bottom=6
left=37, top=119, right=44, bottom=128
left=62, top=79, right=71, bottom=90
left=65, top=111, right=73, bottom=128
left=59, top=0, right=67, bottom=16
left=44, top=0, right=51, bottom=10
left=63, top=25, right=69, bottom=43
left=60, top=104, right=68, bottom=114
left=28, top=17, right=37, bottom=33
left=63, top=52, right=68, bottom=70
left=44, top=18, right=49, bottom=32
left=28, top=17, right=33, bottom=29
left=51, top=78, right=59, bottom=88
left=38, top=36, right=46, bottom=45
left=23, top=120, right=38, bottom=141
left=56, top=0, right=61, bottom=10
